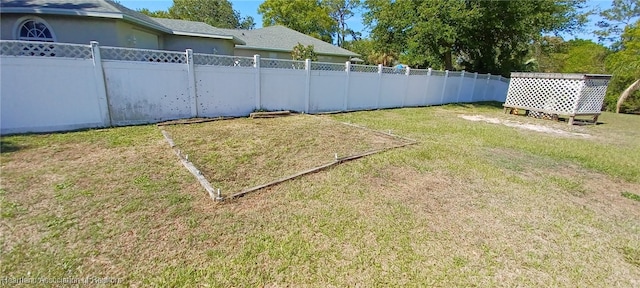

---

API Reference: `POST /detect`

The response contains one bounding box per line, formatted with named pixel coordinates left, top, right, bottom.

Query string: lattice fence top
left=100, top=46, right=186, bottom=63
left=311, top=62, right=346, bottom=71
left=381, top=66, right=406, bottom=74
left=260, top=58, right=305, bottom=69
left=193, top=53, right=254, bottom=67
left=448, top=71, right=463, bottom=77
left=431, top=70, right=446, bottom=77
left=504, top=72, right=611, bottom=116
left=409, top=69, right=430, bottom=76
left=350, top=64, right=378, bottom=73
left=0, top=40, right=92, bottom=59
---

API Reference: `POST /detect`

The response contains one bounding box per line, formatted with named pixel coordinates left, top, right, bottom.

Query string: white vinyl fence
left=0, top=40, right=509, bottom=134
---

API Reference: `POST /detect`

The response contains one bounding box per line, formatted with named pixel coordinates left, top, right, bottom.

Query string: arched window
left=16, top=18, right=56, bottom=42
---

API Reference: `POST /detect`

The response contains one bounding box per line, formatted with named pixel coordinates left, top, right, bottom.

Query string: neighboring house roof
left=151, top=18, right=245, bottom=44
left=221, top=25, right=359, bottom=57
left=1, top=0, right=358, bottom=57
left=0, top=0, right=243, bottom=43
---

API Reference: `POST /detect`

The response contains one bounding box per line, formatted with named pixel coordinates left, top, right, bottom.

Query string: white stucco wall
left=1, top=14, right=120, bottom=45
left=164, top=35, right=234, bottom=55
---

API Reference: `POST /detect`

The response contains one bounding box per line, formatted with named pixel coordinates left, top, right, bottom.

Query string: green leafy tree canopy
left=138, top=0, right=255, bottom=29
left=259, top=0, right=336, bottom=43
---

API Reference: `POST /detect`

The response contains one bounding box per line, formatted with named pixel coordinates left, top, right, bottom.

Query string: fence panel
left=347, top=73, right=380, bottom=110
left=425, top=75, right=445, bottom=105
left=195, top=65, right=256, bottom=117
left=379, top=74, right=406, bottom=108
left=0, top=57, right=105, bottom=134
left=260, top=69, right=307, bottom=112
left=309, top=71, right=347, bottom=112
left=103, top=61, right=191, bottom=125
left=443, top=74, right=461, bottom=104
left=406, top=76, right=428, bottom=106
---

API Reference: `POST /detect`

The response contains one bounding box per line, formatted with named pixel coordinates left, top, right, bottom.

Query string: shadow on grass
left=445, top=101, right=505, bottom=110
left=0, top=140, right=24, bottom=153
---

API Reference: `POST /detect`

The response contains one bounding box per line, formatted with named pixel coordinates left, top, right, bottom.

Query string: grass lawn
left=1, top=103, right=639, bottom=286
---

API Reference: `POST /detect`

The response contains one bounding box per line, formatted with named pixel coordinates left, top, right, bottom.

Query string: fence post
left=90, top=41, right=112, bottom=127
left=422, top=67, right=432, bottom=106
left=402, top=67, right=411, bottom=107
left=304, top=58, right=311, bottom=113
left=185, top=49, right=198, bottom=117
left=254, top=54, right=261, bottom=110
left=376, top=64, right=383, bottom=109
left=483, top=73, right=491, bottom=101
left=344, top=61, right=351, bottom=111
left=440, top=70, right=449, bottom=104
left=470, top=72, right=479, bottom=102
left=456, top=70, right=465, bottom=103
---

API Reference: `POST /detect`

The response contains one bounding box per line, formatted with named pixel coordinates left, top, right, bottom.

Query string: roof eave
left=121, top=15, right=172, bottom=34
left=171, top=31, right=246, bottom=44
left=0, top=7, right=123, bottom=19
left=1, top=7, right=173, bottom=34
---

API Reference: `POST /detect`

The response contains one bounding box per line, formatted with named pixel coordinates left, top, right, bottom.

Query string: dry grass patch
left=162, top=114, right=409, bottom=195
left=1, top=103, right=639, bottom=286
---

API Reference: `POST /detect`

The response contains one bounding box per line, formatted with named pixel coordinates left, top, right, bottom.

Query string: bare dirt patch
left=460, top=114, right=591, bottom=138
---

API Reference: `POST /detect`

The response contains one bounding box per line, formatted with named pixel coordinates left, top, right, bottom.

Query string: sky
left=120, top=0, right=617, bottom=44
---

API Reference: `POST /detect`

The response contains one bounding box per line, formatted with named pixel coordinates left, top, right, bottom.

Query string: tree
left=259, top=0, right=336, bottom=43
left=325, top=0, right=361, bottom=47
left=595, top=0, right=640, bottom=46
left=138, top=8, right=171, bottom=18
left=138, top=0, right=255, bottom=29
left=364, top=0, right=587, bottom=74
left=561, top=40, right=609, bottom=73
left=168, top=0, right=239, bottom=28
left=528, top=36, right=569, bottom=72
left=291, top=43, right=318, bottom=61
left=604, top=20, right=640, bottom=113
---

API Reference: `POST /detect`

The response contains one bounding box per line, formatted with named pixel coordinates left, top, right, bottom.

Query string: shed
left=503, top=72, right=611, bottom=124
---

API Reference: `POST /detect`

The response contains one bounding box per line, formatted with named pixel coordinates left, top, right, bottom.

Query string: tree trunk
left=444, top=51, right=453, bottom=71
left=616, top=79, right=640, bottom=113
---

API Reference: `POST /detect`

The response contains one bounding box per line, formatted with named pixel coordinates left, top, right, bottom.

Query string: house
left=0, top=0, right=359, bottom=63
left=220, top=25, right=359, bottom=63
left=0, top=0, right=243, bottom=54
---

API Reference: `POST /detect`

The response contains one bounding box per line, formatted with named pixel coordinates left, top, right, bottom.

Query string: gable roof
left=0, top=0, right=242, bottom=42
left=221, top=26, right=359, bottom=57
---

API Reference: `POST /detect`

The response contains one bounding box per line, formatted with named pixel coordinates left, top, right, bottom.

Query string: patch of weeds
left=186, top=217, right=199, bottom=229
left=118, top=198, right=145, bottom=214
left=165, top=192, right=192, bottom=205
left=620, top=246, right=640, bottom=267
left=44, top=215, right=77, bottom=239
left=621, top=191, right=640, bottom=202
left=548, top=176, right=587, bottom=196
left=54, top=181, right=74, bottom=191
left=453, top=255, right=468, bottom=267
left=0, top=189, right=26, bottom=219
left=54, top=181, right=94, bottom=201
